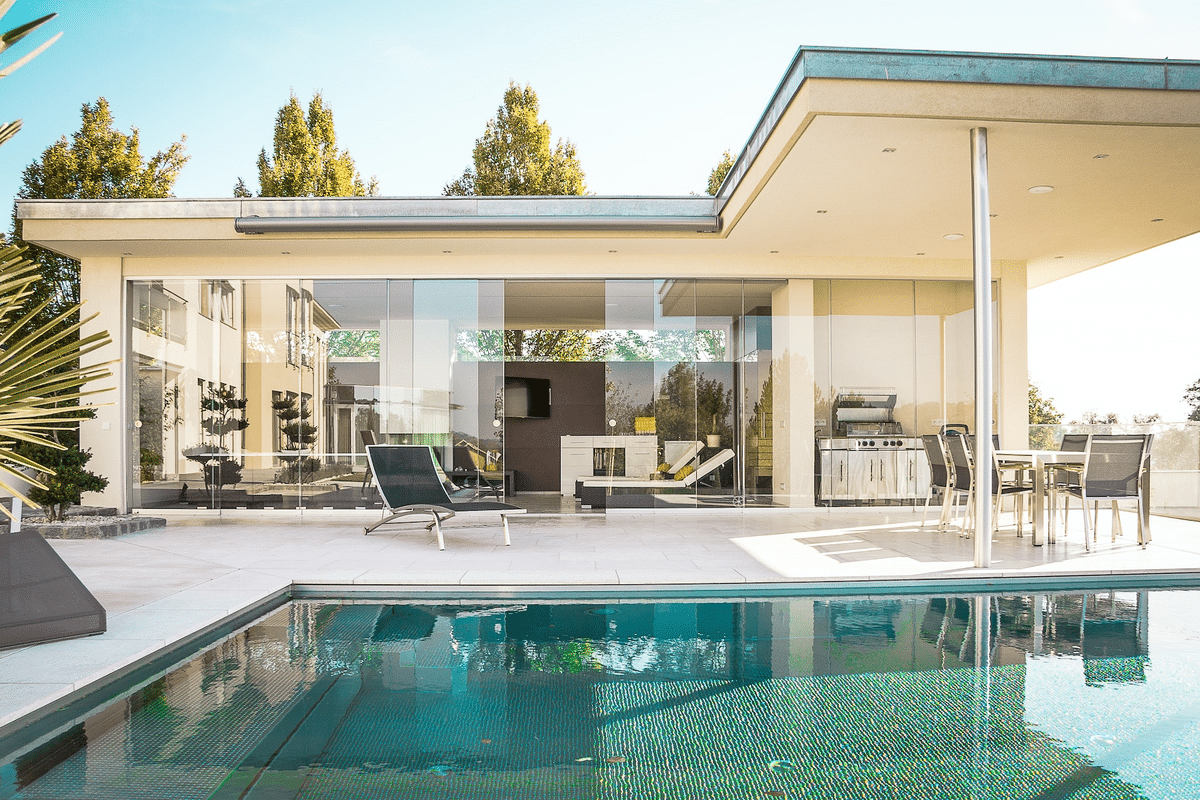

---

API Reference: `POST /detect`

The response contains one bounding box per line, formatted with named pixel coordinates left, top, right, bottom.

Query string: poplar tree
left=245, top=92, right=378, bottom=197
left=445, top=83, right=589, bottom=359
left=444, top=82, right=586, bottom=196
left=13, top=97, right=188, bottom=327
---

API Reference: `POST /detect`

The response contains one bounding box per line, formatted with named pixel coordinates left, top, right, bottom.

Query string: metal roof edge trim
left=233, top=215, right=722, bottom=235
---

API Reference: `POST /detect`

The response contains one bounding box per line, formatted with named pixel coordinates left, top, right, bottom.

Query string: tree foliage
left=1028, top=379, right=1063, bottom=425
left=444, top=82, right=586, bottom=196
left=12, top=98, right=187, bottom=330
left=1184, top=378, right=1200, bottom=422
left=247, top=92, right=378, bottom=197
left=706, top=150, right=734, bottom=196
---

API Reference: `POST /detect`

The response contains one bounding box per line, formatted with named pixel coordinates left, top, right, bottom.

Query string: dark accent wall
left=505, top=362, right=606, bottom=491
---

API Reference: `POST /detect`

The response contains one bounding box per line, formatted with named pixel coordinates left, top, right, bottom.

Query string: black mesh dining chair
left=946, top=434, right=1033, bottom=538
left=1049, top=433, right=1090, bottom=535
left=1062, top=434, right=1153, bottom=551
left=920, top=434, right=953, bottom=530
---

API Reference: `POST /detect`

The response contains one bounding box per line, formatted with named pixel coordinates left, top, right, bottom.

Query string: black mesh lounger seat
left=364, top=444, right=525, bottom=549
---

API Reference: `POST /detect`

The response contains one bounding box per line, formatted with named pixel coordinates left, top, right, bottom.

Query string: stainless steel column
left=971, top=127, right=994, bottom=568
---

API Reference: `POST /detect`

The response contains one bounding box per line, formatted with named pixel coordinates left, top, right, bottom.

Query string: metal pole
left=971, top=127, right=994, bottom=568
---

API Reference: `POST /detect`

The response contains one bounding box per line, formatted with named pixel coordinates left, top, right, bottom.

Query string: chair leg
left=1111, top=499, right=1122, bottom=542
left=921, top=484, right=933, bottom=528
left=502, top=513, right=511, bottom=546
left=940, top=487, right=955, bottom=531
left=1081, top=494, right=1092, bottom=551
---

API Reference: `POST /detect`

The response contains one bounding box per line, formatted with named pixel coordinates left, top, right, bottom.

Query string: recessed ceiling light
left=882, top=148, right=896, bottom=153
left=989, top=214, right=998, bottom=218
left=943, top=233, right=964, bottom=241
left=1093, top=154, right=1109, bottom=159
left=281, top=251, right=290, bottom=255
left=608, top=249, right=617, bottom=253
left=1028, top=185, right=1054, bottom=194
left=442, top=250, right=452, bottom=253
left=122, top=252, right=132, bottom=256
left=816, top=209, right=828, bottom=214
left=1054, top=255, right=1064, bottom=259
left=1151, top=218, right=1164, bottom=223
left=916, top=252, right=926, bottom=256
left=769, top=250, right=779, bottom=254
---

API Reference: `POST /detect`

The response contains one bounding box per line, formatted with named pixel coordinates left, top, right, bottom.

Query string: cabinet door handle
left=870, top=461, right=874, bottom=481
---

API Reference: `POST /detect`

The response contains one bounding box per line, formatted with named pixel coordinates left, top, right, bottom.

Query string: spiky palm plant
left=0, top=244, right=111, bottom=518
left=0, top=2, right=60, bottom=147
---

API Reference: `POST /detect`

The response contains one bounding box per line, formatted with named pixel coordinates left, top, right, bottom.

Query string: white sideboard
left=560, top=435, right=658, bottom=495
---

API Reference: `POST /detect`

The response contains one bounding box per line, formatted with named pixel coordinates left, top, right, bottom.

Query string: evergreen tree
left=12, top=98, right=188, bottom=329
left=706, top=150, right=734, bottom=196
left=245, top=92, right=378, bottom=197
left=444, top=82, right=586, bottom=196
left=1184, top=379, right=1200, bottom=422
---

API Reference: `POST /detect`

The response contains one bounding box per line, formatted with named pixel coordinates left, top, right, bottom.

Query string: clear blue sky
left=3, top=0, right=1198, bottom=419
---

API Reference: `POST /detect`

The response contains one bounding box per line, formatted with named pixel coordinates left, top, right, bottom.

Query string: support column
left=79, top=257, right=126, bottom=511
left=771, top=279, right=816, bottom=507
left=972, top=127, right=994, bottom=568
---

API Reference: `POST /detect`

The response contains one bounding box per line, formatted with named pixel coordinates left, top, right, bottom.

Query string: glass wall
left=126, top=277, right=992, bottom=512
left=127, top=278, right=785, bottom=511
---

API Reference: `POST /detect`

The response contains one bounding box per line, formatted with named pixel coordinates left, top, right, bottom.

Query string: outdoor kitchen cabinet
left=817, top=442, right=929, bottom=504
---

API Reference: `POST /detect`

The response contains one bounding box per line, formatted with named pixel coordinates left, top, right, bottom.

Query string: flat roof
left=18, top=46, right=1200, bottom=286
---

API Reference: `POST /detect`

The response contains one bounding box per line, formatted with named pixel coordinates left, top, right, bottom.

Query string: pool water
left=3, top=590, right=1200, bottom=799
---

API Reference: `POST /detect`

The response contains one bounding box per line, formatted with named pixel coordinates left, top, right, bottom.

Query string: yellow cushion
left=673, top=464, right=695, bottom=481
left=657, top=462, right=671, bottom=474
left=634, top=416, right=657, bottom=433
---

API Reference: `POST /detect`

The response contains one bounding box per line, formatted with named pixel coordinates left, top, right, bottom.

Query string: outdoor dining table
left=994, top=449, right=1086, bottom=547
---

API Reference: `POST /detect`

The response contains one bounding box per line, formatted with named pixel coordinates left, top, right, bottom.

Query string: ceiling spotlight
left=608, top=249, right=618, bottom=253
left=943, top=233, right=964, bottom=241
left=122, top=252, right=133, bottom=256
left=280, top=251, right=290, bottom=255
left=1151, top=218, right=1164, bottom=223
left=989, top=214, right=998, bottom=218
left=882, top=148, right=896, bottom=153
left=1093, top=154, right=1109, bottom=159
left=1054, top=255, right=1064, bottom=259
left=769, top=250, right=779, bottom=254
left=816, top=209, right=828, bottom=214
left=442, top=250, right=452, bottom=253
left=916, top=252, right=926, bottom=256
left=1028, top=185, right=1055, bottom=194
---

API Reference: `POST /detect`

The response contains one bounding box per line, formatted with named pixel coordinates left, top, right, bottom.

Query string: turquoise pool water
left=2, top=590, right=1199, bottom=799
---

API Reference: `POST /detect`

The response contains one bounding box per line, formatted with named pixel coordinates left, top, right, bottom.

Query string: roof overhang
left=18, top=47, right=1200, bottom=287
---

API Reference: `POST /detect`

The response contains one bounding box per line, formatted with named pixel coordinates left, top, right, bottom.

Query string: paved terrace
left=4, top=506, right=1200, bottom=740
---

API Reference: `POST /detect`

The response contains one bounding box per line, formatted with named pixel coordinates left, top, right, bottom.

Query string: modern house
left=16, top=47, right=1200, bottom=514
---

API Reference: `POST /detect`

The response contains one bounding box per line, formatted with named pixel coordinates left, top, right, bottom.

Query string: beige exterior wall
left=79, top=257, right=126, bottom=510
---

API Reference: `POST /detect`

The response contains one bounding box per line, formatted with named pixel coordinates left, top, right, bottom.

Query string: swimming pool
left=2, top=589, right=1198, bottom=799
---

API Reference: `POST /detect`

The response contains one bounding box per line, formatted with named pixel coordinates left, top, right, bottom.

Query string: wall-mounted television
left=505, top=377, right=551, bottom=419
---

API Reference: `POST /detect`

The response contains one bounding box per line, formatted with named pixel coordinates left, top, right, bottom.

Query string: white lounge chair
left=579, top=448, right=735, bottom=509
left=573, top=440, right=703, bottom=499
